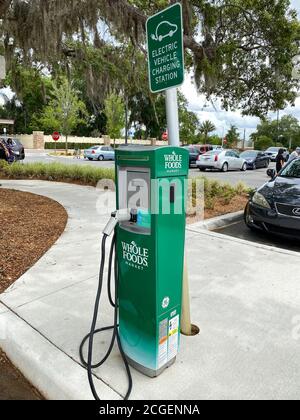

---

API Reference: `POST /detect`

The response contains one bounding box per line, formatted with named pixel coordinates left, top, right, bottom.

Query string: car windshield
left=280, top=159, right=300, bottom=178
left=240, top=151, right=257, bottom=158
left=266, top=148, right=279, bottom=152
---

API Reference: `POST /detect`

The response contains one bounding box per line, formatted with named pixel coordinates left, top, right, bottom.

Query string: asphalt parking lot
left=24, top=150, right=274, bottom=189
left=216, top=220, right=300, bottom=253
left=25, top=150, right=299, bottom=253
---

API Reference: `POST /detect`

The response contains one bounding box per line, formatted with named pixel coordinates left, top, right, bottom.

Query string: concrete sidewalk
left=1, top=180, right=300, bottom=400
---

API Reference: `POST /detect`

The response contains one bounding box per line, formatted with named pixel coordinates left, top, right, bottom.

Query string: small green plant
left=191, top=176, right=250, bottom=211
left=0, top=161, right=115, bottom=186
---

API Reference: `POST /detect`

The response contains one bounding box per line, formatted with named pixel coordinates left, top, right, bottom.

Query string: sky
left=181, top=0, right=300, bottom=141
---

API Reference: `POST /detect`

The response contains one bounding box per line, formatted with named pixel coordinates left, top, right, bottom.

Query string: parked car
left=84, top=145, right=115, bottom=161
left=183, top=146, right=200, bottom=167
left=193, top=144, right=214, bottom=155
left=265, top=147, right=289, bottom=162
left=0, top=137, right=25, bottom=161
left=244, top=158, right=300, bottom=240
left=240, top=150, right=270, bottom=170
left=196, top=149, right=247, bottom=172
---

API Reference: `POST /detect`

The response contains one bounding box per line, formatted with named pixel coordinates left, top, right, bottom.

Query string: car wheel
left=98, top=155, right=104, bottom=161
left=241, top=163, right=247, bottom=172
left=244, top=203, right=257, bottom=231
left=88, top=158, right=93, bottom=161
left=199, top=168, right=206, bottom=172
left=222, top=163, right=228, bottom=172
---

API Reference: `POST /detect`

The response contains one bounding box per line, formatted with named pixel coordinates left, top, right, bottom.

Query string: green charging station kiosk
left=116, top=146, right=189, bottom=377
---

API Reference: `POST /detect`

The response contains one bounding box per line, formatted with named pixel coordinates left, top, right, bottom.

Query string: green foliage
left=1, top=0, right=299, bottom=118
left=45, top=142, right=104, bottom=150
left=254, top=135, right=274, bottom=151
left=36, top=79, right=87, bottom=152
left=129, top=92, right=166, bottom=139
left=200, top=120, right=216, bottom=141
left=251, top=114, right=300, bottom=149
left=104, top=93, right=125, bottom=141
left=179, top=107, right=199, bottom=145
left=190, top=176, right=250, bottom=212
left=2, top=66, right=53, bottom=134
left=225, top=125, right=240, bottom=148
left=209, top=135, right=222, bottom=146
left=0, top=160, right=115, bottom=186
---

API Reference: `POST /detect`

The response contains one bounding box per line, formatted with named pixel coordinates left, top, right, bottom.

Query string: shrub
left=191, top=176, right=250, bottom=211
left=0, top=161, right=115, bottom=186
left=45, top=142, right=103, bottom=150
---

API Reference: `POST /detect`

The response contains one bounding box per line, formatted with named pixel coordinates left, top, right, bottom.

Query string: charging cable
left=79, top=211, right=134, bottom=400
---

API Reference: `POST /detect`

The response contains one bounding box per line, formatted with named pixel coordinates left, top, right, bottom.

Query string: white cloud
left=180, top=73, right=260, bottom=140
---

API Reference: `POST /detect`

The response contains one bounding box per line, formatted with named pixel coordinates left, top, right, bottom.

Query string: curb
left=188, top=211, right=244, bottom=232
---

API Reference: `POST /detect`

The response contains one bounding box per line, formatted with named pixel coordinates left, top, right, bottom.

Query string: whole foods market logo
left=164, top=151, right=182, bottom=170
left=122, top=241, right=149, bottom=270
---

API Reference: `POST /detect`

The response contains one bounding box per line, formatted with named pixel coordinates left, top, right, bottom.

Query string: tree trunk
left=65, top=135, right=68, bottom=155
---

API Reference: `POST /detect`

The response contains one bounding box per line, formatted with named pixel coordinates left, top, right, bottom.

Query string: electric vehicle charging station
left=116, top=146, right=189, bottom=377
left=81, top=145, right=189, bottom=399
left=80, top=4, right=188, bottom=401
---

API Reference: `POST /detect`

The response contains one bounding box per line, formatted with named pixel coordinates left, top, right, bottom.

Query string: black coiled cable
left=79, top=233, right=133, bottom=400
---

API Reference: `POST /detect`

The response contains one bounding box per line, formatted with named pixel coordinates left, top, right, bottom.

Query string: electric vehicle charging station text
left=116, top=146, right=189, bottom=377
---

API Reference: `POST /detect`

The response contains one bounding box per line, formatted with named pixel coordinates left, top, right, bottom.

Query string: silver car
left=84, top=145, right=115, bottom=161
left=265, top=147, right=289, bottom=162
left=196, top=150, right=247, bottom=172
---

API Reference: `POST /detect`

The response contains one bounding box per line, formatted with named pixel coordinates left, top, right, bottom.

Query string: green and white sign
left=146, top=3, right=184, bottom=93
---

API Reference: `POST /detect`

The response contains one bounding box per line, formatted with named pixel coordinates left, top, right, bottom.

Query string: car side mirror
left=267, top=169, right=276, bottom=179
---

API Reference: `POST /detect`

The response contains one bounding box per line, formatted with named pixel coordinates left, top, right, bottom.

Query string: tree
left=1, top=0, right=300, bottom=117
left=179, top=108, right=199, bottom=145
left=104, top=93, right=125, bottom=146
left=129, top=92, right=166, bottom=139
left=209, top=135, right=222, bottom=146
left=37, top=79, right=87, bottom=152
left=251, top=115, right=300, bottom=149
left=200, top=120, right=216, bottom=142
left=226, top=125, right=240, bottom=148
left=2, top=66, right=52, bottom=133
left=254, top=135, right=274, bottom=151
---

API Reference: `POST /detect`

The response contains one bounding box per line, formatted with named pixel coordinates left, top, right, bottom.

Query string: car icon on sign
left=151, top=21, right=178, bottom=42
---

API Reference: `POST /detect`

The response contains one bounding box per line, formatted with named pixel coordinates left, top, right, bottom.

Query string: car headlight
left=252, top=192, right=271, bottom=209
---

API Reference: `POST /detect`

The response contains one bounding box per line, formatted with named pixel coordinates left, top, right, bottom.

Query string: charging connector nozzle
left=102, top=209, right=133, bottom=237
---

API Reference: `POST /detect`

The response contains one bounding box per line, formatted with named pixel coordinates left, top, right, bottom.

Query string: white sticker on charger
left=168, top=315, right=180, bottom=361
left=158, top=319, right=168, bottom=369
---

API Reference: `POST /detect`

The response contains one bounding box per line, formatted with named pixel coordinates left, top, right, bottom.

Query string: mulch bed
left=187, top=194, right=248, bottom=224
left=0, top=189, right=68, bottom=294
left=0, top=188, right=68, bottom=400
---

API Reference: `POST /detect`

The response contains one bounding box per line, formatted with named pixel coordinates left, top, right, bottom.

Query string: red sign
left=162, top=132, right=168, bottom=141
left=52, top=132, right=60, bottom=142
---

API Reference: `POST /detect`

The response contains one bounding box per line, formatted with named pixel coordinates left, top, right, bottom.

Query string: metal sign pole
left=166, top=88, right=180, bottom=147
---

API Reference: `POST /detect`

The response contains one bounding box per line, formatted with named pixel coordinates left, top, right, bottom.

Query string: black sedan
left=245, top=158, right=300, bottom=240
left=0, top=138, right=25, bottom=161
left=240, top=150, right=270, bottom=170
left=183, top=146, right=200, bottom=168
